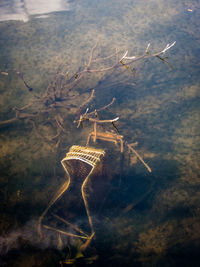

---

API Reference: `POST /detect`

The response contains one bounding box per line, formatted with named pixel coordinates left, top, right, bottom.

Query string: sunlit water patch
left=0, top=0, right=71, bottom=22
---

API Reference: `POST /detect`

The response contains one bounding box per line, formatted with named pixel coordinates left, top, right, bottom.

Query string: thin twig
left=52, top=213, right=89, bottom=237
left=43, top=225, right=90, bottom=240
left=77, top=89, right=95, bottom=114
left=87, top=97, right=116, bottom=116
left=127, top=144, right=152, bottom=172
left=92, top=49, right=120, bottom=62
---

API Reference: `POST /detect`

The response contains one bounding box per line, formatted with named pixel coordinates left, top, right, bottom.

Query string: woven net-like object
left=61, top=145, right=105, bottom=170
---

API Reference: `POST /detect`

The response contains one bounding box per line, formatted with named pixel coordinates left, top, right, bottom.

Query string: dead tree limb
left=0, top=41, right=176, bottom=146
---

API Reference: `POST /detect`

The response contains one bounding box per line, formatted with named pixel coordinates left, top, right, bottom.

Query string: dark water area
left=0, top=0, right=200, bottom=266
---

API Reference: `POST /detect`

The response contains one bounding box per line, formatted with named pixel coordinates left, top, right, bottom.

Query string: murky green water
left=0, top=0, right=200, bottom=266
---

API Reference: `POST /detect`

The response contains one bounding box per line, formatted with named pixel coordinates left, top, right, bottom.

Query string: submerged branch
left=88, top=97, right=116, bottom=115
left=0, top=117, right=18, bottom=126
left=127, top=143, right=152, bottom=173
left=0, top=40, right=175, bottom=146
left=77, top=89, right=95, bottom=115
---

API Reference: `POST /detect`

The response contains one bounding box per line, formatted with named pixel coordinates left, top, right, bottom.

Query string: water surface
left=0, top=0, right=200, bottom=266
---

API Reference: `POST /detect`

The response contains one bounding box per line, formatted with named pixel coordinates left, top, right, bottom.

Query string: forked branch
left=0, top=40, right=176, bottom=148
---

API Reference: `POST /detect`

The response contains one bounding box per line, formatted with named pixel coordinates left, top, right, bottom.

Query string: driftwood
left=76, top=109, right=152, bottom=172
left=0, top=41, right=175, bottom=147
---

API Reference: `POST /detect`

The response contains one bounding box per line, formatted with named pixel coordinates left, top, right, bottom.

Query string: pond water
left=0, top=0, right=200, bottom=266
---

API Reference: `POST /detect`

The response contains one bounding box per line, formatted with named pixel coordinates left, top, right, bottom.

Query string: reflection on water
left=0, top=0, right=200, bottom=266
left=0, top=0, right=71, bottom=22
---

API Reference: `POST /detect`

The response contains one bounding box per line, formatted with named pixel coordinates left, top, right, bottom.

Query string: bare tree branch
left=0, top=40, right=176, bottom=147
